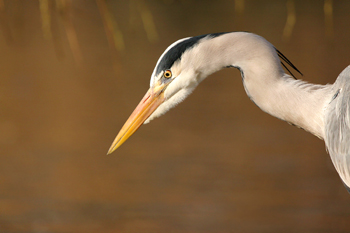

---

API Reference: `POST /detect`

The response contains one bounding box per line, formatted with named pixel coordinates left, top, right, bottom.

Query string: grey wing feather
left=325, top=65, right=350, bottom=190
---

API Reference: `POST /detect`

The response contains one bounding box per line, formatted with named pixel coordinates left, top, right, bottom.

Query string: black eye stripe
left=155, top=32, right=229, bottom=76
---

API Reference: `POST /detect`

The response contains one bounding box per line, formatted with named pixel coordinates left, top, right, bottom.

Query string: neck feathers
left=185, top=32, right=332, bottom=138
left=254, top=77, right=331, bottom=138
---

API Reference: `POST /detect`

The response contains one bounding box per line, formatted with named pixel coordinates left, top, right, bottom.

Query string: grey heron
left=108, top=32, right=350, bottom=192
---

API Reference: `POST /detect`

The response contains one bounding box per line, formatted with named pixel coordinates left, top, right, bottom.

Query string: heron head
left=107, top=33, right=228, bottom=153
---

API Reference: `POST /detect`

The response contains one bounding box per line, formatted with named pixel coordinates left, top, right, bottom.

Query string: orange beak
left=107, top=83, right=167, bottom=154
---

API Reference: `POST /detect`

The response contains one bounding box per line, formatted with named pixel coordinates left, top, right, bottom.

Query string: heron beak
left=107, top=82, right=167, bottom=154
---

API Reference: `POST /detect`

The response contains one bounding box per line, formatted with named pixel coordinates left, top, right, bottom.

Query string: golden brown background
left=0, top=0, right=349, bottom=232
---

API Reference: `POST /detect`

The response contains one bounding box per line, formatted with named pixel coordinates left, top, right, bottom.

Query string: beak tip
left=107, top=133, right=125, bottom=155
left=107, top=144, right=118, bottom=155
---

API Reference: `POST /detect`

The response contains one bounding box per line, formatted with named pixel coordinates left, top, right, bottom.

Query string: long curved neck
left=189, top=32, right=332, bottom=138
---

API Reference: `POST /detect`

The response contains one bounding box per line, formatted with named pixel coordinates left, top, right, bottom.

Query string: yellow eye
left=163, top=70, right=172, bottom=79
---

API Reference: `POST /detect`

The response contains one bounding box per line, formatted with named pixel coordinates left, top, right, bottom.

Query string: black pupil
left=165, top=71, right=171, bottom=77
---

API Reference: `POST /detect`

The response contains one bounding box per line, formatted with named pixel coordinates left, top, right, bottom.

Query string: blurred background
left=0, top=0, right=349, bottom=232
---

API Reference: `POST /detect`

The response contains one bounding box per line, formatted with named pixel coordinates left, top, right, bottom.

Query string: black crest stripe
left=155, top=32, right=229, bottom=76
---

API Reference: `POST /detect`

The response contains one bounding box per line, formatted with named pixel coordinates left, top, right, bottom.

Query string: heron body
left=108, top=32, right=350, bottom=192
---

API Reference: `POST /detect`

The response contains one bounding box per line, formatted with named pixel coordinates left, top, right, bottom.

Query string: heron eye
left=163, top=70, right=172, bottom=79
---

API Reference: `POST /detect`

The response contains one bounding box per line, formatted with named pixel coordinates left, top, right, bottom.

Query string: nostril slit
left=143, top=96, right=150, bottom=103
